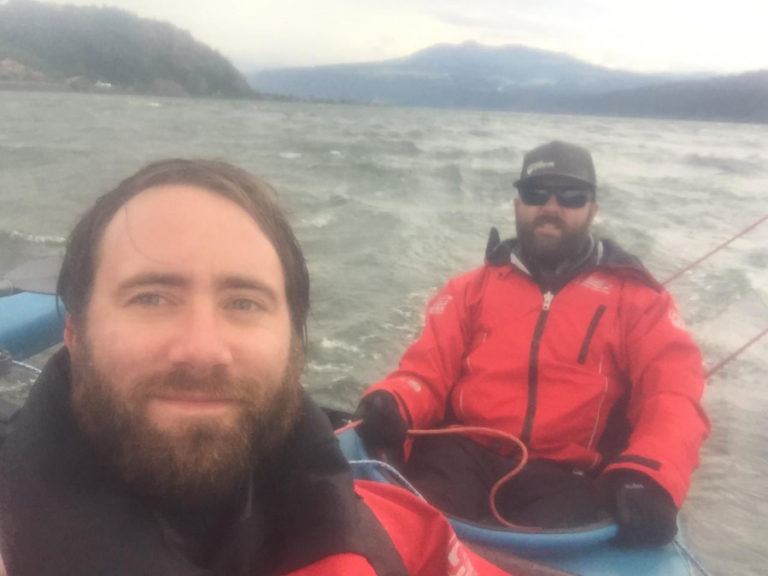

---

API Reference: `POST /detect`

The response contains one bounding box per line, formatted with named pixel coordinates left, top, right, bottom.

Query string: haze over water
left=1, top=91, right=767, bottom=575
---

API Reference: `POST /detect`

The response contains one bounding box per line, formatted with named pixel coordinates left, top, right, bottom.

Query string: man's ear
left=63, top=315, right=78, bottom=352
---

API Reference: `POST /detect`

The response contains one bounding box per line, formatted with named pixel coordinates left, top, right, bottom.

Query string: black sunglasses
left=518, top=187, right=593, bottom=209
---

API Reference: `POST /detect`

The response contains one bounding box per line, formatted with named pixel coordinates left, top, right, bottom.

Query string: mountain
left=570, top=71, right=768, bottom=124
left=0, top=0, right=254, bottom=97
left=249, top=42, right=683, bottom=108
left=249, top=42, right=768, bottom=123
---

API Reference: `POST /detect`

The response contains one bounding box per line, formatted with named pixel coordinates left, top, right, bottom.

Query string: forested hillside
left=0, top=0, right=254, bottom=97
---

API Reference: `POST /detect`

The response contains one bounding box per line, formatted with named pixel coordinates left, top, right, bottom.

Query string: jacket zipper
left=521, top=290, right=554, bottom=445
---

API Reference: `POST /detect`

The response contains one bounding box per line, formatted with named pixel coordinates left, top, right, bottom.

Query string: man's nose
left=541, top=193, right=561, bottom=212
left=167, top=304, right=233, bottom=373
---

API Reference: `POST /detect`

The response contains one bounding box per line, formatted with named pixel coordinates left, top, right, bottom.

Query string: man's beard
left=69, top=340, right=303, bottom=506
left=516, top=214, right=591, bottom=271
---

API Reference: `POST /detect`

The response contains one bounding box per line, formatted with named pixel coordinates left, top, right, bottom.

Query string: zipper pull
left=542, top=291, right=554, bottom=311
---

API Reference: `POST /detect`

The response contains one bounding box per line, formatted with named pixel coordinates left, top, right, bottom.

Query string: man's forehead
left=103, top=184, right=253, bottom=239
left=95, top=184, right=282, bottom=282
left=113, top=184, right=251, bottom=226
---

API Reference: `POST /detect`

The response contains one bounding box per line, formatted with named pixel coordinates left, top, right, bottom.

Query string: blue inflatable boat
left=337, top=428, right=700, bottom=576
left=0, top=256, right=65, bottom=361
left=0, top=291, right=64, bottom=361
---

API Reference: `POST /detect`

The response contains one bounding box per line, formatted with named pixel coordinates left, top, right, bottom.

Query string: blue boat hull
left=0, top=292, right=64, bottom=360
left=337, top=429, right=694, bottom=576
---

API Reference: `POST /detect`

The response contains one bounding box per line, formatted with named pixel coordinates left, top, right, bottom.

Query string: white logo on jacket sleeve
left=447, top=535, right=477, bottom=576
left=580, top=274, right=612, bottom=294
left=668, top=307, right=686, bottom=330
left=394, top=377, right=422, bottom=393
left=428, top=294, right=453, bottom=315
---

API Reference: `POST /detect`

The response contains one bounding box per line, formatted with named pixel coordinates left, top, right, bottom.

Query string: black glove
left=353, top=391, right=408, bottom=455
left=601, top=470, right=678, bottom=546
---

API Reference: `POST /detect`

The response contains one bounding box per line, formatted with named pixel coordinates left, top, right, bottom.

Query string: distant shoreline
left=2, top=83, right=764, bottom=126
left=0, top=81, right=66, bottom=93
left=0, top=83, right=344, bottom=106
left=0, top=81, right=262, bottom=100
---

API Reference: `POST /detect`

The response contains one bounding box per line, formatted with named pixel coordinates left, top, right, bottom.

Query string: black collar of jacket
left=484, top=227, right=662, bottom=292
left=0, top=349, right=407, bottom=576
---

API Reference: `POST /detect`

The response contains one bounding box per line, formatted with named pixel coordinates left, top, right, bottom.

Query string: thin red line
left=663, top=214, right=768, bottom=285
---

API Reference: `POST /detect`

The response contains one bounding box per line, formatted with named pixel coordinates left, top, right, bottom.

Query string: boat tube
left=336, top=428, right=695, bottom=576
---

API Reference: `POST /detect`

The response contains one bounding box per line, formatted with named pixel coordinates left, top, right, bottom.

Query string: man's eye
left=130, top=293, right=166, bottom=306
left=228, top=299, right=263, bottom=312
left=560, top=189, right=588, bottom=199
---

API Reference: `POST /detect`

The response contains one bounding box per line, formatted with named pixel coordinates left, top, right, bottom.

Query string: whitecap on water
left=7, top=230, right=65, bottom=246
left=300, top=213, right=333, bottom=228
left=306, top=361, right=353, bottom=374
left=319, top=338, right=360, bottom=354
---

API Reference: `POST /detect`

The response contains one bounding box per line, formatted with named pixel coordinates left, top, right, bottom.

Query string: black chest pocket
left=577, top=305, right=607, bottom=364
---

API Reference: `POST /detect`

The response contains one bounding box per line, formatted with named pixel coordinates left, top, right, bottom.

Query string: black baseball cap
left=514, top=141, right=596, bottom=191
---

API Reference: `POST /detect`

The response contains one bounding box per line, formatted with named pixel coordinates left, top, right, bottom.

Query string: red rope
left=662, top=214, right=768, bottom=286
left=335, top=419, right=530, bottom=527
left=705, top=325, right=768, bottom=379
left=409, top=426, right=529, bottom=528
left=334, top=418, right=362, bottom=436
left=661, top=214, right=768, bottom=378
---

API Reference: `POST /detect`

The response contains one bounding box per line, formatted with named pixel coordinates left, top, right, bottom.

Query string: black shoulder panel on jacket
left=599, top=238, right=663, bottom=292
left=485, top=227, right=516, bottom=267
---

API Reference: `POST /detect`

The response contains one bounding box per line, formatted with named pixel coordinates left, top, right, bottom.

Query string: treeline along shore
left=0, top=0, right=255, bottom=98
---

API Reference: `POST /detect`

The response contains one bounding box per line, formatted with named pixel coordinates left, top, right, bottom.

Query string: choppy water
left=1, top=91, right=767, bottom=575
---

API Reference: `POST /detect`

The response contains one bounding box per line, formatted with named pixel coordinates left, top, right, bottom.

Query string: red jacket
left=366, top=239, right=709, bottom=507
left=289, top=480, right=512, bottom=576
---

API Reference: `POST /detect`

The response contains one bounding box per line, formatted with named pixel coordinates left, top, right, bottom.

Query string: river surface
left=1, top=91, right=767, bottom=575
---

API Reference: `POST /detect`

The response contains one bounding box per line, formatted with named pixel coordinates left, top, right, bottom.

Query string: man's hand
left=601, top=470, right=678, bottom=546
left=353, top=391, right=407, bottom=456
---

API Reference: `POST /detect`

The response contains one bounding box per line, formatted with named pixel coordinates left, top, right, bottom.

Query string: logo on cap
left=526, top=161, right=556, bottom=175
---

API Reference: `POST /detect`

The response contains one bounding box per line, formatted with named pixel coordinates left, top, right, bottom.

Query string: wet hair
left=57, top=159, right=310, bottom=347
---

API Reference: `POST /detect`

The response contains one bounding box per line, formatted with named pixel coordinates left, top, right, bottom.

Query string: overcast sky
left=46, top=0, right=768, bottom=74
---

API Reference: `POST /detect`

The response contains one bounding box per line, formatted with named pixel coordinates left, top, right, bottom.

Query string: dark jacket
left=0, top=349, right=509, bottom=575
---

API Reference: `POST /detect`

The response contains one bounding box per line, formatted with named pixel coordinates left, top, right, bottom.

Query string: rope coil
left=338, top=420, right=529, bottom=527
left=408, top=426, right=529, bottom=528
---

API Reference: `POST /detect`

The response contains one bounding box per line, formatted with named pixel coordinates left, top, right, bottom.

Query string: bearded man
left=355, top=141, right=710, bottom=546
left=0, top=159, right=513, bottom=576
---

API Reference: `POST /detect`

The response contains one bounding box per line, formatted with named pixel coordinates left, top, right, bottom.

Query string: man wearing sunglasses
left=355, top=141, right=709, bottom=547
left=511, top=143, right=598, bottom=283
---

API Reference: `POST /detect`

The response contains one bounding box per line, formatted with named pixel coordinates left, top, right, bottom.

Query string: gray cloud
left=40, top=0, right=768, bottom=73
